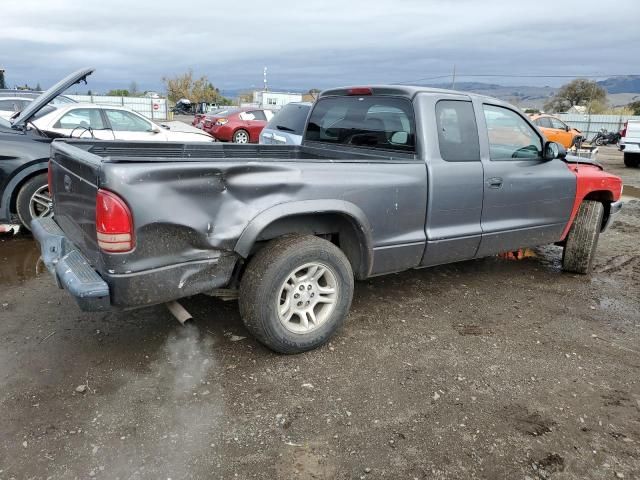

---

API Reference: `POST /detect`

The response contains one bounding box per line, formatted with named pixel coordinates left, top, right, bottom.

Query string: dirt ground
left=1, top=146, right=639, bottom=480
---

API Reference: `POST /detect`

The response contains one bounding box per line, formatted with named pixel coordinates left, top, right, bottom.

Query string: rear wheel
left=15, top=173, right=52, bottom=231
left=562, top=200, right=604, bottom=274
left=233, top=129, right=250, bottom=144
left=623, top=152, right=640, bottom=168
left=239, top=235, right=354, bottom=354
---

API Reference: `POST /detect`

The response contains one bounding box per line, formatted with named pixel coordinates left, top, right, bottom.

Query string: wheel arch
left=583, top=190, right=614, bottom=231
left=234, top=200, right=374, bottom=279
left=1, top=161, right=48, bottom=220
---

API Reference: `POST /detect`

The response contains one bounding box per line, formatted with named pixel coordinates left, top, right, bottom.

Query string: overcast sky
left=1, top=0, right=639, bottom=94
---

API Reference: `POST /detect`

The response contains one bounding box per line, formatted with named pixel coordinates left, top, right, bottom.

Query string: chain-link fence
left=556, top=114, right=640, bottom=141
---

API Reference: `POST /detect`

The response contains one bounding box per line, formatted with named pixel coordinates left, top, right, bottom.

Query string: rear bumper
left=602, top=200, right=623, bottom=231
left=32, top=217, right=238, bottom=312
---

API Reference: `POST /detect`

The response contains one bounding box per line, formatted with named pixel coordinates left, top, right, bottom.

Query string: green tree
left=544, top=79, right=607, bottom=113
left=107, top=89, right=130, bottom=96
left=0, top=70, right=5, bottom=89
left=128, top=81, right=139, bottom=96
left=35, top=82, right=42, bottom=91
left=162, top=70, right=231, bottom=104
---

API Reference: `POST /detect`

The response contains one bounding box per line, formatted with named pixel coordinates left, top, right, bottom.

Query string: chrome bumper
left=602, top=200, right=623, bottom=231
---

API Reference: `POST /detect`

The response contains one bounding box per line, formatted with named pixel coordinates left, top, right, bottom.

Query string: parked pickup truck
left=620, top=119, right=640, bottom=167
left=33, top=85, right=623, bottom=353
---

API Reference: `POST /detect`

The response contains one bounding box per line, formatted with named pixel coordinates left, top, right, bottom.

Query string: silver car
left=259, top=102, right=312, bottom=145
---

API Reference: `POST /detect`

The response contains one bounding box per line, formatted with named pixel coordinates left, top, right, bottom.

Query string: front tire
left=239, top=235, right=354, bottom=354
left=232, top=129, right=250, bottom=144
left=624, top=152, right=640, bottom=168
left=562, top=200, right=604, bottom=274
left=15, top=173, right=52, bottom=231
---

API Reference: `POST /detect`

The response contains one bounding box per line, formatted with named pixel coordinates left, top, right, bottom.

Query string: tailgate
left=49, top=141, right=102, bottom=267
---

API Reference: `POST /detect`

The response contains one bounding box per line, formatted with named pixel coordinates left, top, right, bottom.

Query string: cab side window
left=483, top=105, right=542, bottom=161
left=435, top=100, right=480, bottom=162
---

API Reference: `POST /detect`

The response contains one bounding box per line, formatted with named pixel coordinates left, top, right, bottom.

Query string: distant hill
left=597, top=76, right=640, bottom=94
left=422, top=81, right=557, bottom=109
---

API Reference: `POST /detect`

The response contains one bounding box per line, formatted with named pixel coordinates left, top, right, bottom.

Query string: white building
left=251, top=91, right=303, bottom=109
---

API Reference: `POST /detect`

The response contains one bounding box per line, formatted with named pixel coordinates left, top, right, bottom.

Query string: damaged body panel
left=42, top=140, right=427, bottom=309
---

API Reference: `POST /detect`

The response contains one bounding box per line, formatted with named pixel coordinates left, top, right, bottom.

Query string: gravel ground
left=0, top=147, right=639, bottom=479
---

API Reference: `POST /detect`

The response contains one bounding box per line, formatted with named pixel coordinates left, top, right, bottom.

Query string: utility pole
left=263, top=67, right=268, bottom=92
left=451, top=64, right=456, bottom=90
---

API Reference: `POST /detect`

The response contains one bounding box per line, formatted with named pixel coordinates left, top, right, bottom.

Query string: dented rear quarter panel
left=51, top=141, right=428, bottom=279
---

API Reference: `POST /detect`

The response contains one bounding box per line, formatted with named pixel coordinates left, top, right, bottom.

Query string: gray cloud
left=1, top=0, right=639, bottom=93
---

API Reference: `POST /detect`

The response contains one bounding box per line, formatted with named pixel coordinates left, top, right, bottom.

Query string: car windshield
left=265, top=103, right=311, bottom=135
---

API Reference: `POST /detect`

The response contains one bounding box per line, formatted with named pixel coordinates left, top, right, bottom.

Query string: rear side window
left=265, top=103, right=311, bottom=135
left=241, top=110, right=267, bottom=121
left=305, top=96, right=415, bottom=152
left=55, top=108, right=105, bottom=130
left=435, top=100, right=480, bottom=162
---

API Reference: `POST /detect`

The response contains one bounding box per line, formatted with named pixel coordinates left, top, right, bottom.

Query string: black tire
left=562, top=200, right=604, bottom=274
left=232, top=129, right=250, bottom=144
left=15, top=173, right=51, bottom=231
left=594, top=136, right=604, bottom=146
left=239, top=235, right=354, bottom=354
left=623, top=152, right=640, bottom=168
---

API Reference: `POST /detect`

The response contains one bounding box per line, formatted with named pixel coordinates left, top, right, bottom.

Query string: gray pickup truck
left=33, top=85, right=623, bottom=353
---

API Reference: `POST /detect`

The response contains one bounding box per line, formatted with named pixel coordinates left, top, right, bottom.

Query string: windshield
left=265, top=103, right=311, bottom=135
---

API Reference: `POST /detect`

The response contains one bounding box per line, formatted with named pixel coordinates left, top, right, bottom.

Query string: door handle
left=487, top=177, right=503, bottom=189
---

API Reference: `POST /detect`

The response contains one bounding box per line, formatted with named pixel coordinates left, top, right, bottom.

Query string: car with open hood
left=0, top=67, right=94, bottom=231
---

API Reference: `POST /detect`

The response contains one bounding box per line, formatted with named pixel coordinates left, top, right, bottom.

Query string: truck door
left=475, top=103, right=576, bottom=257
left=419, top=94, right=485, bottom=267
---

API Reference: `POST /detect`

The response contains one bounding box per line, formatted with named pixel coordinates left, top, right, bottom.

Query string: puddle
left=0, top=235, right=44, bottom=285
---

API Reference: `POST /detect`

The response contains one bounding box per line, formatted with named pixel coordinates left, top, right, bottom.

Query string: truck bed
left=47, top=139, right=427, bottom=307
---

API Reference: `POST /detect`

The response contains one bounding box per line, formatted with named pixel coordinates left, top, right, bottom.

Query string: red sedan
left=205, top=109, right=274, bottom=143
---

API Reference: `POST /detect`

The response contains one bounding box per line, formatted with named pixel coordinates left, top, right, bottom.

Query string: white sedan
left=32, top=104, right=214, bottom=142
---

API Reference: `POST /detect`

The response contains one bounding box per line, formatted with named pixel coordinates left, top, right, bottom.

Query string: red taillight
left=96, top=189, right=134, bottom=253
left=347, top=87, right=372, bottom=96
left=204, top=120, right=211, bottom=127
left=215, top=118, right=228, bottom=126
left=621, top=121, right=628, bottom=138
left=47, top=160, right=53, bottom=196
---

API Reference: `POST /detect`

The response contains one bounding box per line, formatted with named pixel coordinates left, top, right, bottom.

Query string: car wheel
left=233, top=129, right=250, bottom=144
left=623, top=152, right=640, bottom=168
left=562, top=200, right=604, bottom=274
left=594, top=136, right=604, bottom=146
left=15, top=173, right=53, bottom=231
left=239, top=235, right=354, bottom=354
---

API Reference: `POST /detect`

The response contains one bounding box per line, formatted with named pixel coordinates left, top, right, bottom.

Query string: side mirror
left=150, top=126, right=161, bottom=134
left=565, top=125, right=570, bottom=132
left=543, top=141, right=566, bottom=160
